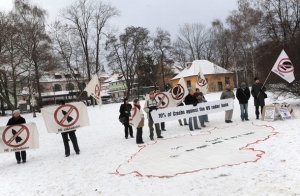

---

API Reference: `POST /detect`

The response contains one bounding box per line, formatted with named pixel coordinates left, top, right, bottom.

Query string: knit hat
left=241, top=82, right=246, bottom=87
left=59, top=100, right=65, bottom=105
left=254, top=77, right=259, bottom=81
left=13, top=109, right=20, bottom=115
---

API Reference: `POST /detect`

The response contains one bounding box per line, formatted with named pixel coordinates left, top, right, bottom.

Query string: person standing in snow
left=143, top=91, right=163, bottom=140
left=220, top=84, right=235, bottom=123
left=133, top=99, right=144, bottom=144
left=251, top=77, right=266, bottom=120
left=236, top=82, right=250, bottom=121
left=119, top=98, right=133, bottom=139
left=184, top=89, right=201, bottom=131
left=6, top=109, right=27, bottom=164
left=59, top=100, right=80, bottom=157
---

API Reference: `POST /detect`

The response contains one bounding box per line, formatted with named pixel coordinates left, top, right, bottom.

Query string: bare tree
left=153, top=27, right=172, bottom=90
left=176, top=23, right=209, bottom=61
left=60, top=0, right=119, bottom=80
left=106, top=26, right=150, bottom=98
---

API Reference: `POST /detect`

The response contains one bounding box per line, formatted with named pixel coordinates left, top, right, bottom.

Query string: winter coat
left=136, top=109, right=144, bottom=128
left=119, top=103, right=132, bottom=123
left=7, top=116, right=26, bottom=126
left=236, top=87, right=250, bottom=104
left=220, top=90, right=235, bottom=100
left=184, top=94, right=198, bottom=106
left=143, top=98, right=159, bottom=120
left=251, top=83, right=266, bottom=106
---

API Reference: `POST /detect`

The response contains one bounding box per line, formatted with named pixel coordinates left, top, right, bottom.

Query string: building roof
left=171, top=60, right=233, bottom=80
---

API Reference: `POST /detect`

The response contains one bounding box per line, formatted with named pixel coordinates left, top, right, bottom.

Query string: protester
left=220, top=84, right=235, bottom=123
left=236, top=82, right=251, bottom=121
left=133, top=99, right=144, bottom=144
left=251, top=77, right=266, bottom=119
left=6, top=109, right=27, bottom=164
left=119, top=98, right=133, bottom=139
left=195, top=88, right=209, bottom=122
left=59, top=100, right=80, bottom=157
left=143, top=91, right=163, bottom=140
left=154, top=89, right=166, bottom=131
left=177, top=102, right=188, bottom=126
left=184, top=89, right=201, bottom=131
left=195, top=92, right=206, bottom=127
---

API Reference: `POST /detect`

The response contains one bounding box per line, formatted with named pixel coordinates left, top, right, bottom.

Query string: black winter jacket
left=236, top=87, right=250, bottom=104
left=184, top=94, right=198, bottom=106
left=7, top=116, right=26, bottom=126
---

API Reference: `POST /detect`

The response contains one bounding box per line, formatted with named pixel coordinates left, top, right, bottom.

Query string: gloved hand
left=193, top=102, right=198, bottom=106
left=259, top=89, right=264, bottom=92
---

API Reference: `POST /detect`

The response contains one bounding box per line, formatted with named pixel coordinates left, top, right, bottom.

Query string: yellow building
left=171, top=60, right=234, bottom=92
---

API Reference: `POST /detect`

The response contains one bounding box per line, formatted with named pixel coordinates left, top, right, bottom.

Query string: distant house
left=37, top=71, right=88, bottom=105
left=171, top=60, right=234, bottom=92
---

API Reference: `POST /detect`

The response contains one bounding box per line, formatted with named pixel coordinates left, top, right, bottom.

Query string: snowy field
left=0, top=90, right=300, bottom=196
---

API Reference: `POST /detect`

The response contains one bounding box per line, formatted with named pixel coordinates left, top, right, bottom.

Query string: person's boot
left=256, top=116, right=259, bottom=120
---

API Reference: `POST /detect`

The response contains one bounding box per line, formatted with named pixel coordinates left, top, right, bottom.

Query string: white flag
left=41, top=102, right=90, bottom=133
left=0, top=122, right=39, bottom=153
left=168, top=77, right=189, bottom=107
left=271, top=50, right=295, bottom=83
left=196, top=69, right=208, bottom=95
left=129, top=106, right=142, bottom=128
left=84, top=74, right=102, bottom=107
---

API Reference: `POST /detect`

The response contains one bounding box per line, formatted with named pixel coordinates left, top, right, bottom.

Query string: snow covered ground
left=0, top=90, right=300, bottom=196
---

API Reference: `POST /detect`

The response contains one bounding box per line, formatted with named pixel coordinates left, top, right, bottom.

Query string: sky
left=1, top=0, right=238, bottom=37
left=1, top=90, right=300, bottom=195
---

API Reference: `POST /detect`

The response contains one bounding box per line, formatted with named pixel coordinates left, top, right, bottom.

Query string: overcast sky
left=2, top=0, right=238, bottom=37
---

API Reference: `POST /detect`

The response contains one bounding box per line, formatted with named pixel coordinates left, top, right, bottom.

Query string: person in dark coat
left=6, top=109, right=26, bottom=164
left=177, top=102, right=188, bottom=126
left=236, top=82, right=251, bottom=121
left=184, top=89, right=201, bottom=131
left=119, top=98, right=133, bottom=139
left=251, top=77, right=266, bottom=119
left=59, top=100, right=80, bottom=157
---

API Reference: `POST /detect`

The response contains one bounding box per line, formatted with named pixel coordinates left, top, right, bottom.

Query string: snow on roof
left=103, top=73, right=119, bottom=83
left=171, top=60, right=233, bottom=80
left=99, top=72, right=110, bottom=78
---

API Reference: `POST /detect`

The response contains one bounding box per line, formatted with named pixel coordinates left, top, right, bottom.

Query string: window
left=66, top=83, right=74, bottom=91
left=78, top=82, right=86, bottom=90
left=225, top=77, right=230, bottom=85
left=55, top=75, right=62, bottom=79
left=64, top=74, right=72, bottom=79
left=54, top=84, right=62, bottom=91
left=187, top=80, right=191, bottom=89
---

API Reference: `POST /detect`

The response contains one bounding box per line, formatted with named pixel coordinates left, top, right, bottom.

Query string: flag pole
left=76, top=90, right=85, bottom=102
left=257, top=70, right=272, bottom=98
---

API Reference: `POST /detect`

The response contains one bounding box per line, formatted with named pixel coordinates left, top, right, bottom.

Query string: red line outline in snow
left=111, top=122, right=278, bottom=178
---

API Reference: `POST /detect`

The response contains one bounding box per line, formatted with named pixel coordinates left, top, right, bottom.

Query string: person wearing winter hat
left=119, top=97, right=133, bottom=139
left=220, top=84, right=235, bottom=123
left=6, top=109, right=27, bottom=164
left=251, top=77, right=266, bottom=119
left=236, top=82, right=251, bottom=121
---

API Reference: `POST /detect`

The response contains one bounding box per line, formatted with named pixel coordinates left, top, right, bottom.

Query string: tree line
left=1, top=0, right=299, bottom=114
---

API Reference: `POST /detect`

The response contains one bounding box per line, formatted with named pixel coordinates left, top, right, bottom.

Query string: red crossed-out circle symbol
left=94, top=84, right=100, bottom=99
left=171, top=84, right=185, bottom=100
left=54, top=104, right=79, bottom=127
left=129, top=106, right=137, bottom=121
left=197, top=72, right=207, bottom=87
left=154, top=92, right=169, bottom=109
left=277, top=58, right=294, bottom=73
left=2, top=125, right=30, bottom=148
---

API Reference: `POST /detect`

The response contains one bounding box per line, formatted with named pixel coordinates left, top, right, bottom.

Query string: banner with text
left=41, top=102, right=90, bottom=133
left=0, top=122, right=39, bottom=154
left=151, top=98, right=234, bottom=123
